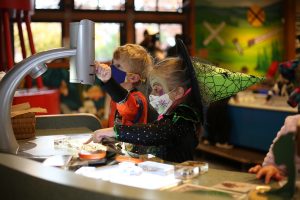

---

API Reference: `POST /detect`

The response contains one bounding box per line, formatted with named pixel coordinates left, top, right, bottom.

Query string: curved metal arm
left=0, top=48, right=76, bottom=154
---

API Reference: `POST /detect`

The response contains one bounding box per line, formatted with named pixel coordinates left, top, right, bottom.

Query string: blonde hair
left=113, top=44, right=153, bottom=81
left=149, top=57, right=190, bottom=91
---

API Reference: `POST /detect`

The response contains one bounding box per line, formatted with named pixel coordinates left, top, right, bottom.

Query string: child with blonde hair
left=97, top=44, right=155, bottom=127
left=95, top=44, right=157, bottom=155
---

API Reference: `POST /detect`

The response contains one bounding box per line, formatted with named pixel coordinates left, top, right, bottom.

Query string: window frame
left=29, top=0, right=194, bottom=67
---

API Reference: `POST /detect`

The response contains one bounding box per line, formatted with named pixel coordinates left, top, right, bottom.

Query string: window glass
left=35, top=0, right=61, bottom=9
left=95, top=23, right=121, bottom=62
left=14, top=22, right=62, bottom=63
left=158, top=0, right=183, bottom=12
left=135, top=23, right=159, bottom=45
left=159, top=24, right=182, bottom=50
left=74, top=0, right=125, bottom=11
left=135, top=23, right=182, bottom=50
left=135, top=0, right=156, bottom=11
left=135, top=0, right=183, bottom=12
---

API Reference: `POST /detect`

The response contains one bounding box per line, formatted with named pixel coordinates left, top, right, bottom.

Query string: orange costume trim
left=108, top=90, right=148, bottom=127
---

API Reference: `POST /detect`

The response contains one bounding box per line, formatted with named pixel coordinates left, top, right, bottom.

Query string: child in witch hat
left=86, top=39, right=264, bottom=163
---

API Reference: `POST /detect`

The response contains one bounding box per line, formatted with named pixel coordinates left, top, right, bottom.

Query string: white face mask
left=149, top=92, right=173, bottom=115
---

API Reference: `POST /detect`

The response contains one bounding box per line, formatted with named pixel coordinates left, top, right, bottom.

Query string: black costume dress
left=114, top=104, right=201, bottom=163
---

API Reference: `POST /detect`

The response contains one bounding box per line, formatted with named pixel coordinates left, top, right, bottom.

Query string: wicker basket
left=11, top=112, right=36, bottom=140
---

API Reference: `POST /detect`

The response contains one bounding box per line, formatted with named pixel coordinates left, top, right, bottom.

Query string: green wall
left=195, top=0, right=284, bottom=76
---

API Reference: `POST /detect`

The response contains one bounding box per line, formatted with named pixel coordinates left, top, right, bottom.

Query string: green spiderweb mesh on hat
left=191, top=58, right=265, bottom=104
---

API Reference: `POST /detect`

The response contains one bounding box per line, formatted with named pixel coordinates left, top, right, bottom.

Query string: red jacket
left=108, top=90, right=148, bottom=127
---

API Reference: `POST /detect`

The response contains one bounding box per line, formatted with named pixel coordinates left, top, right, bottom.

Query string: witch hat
left=192, top=58, right=265, bottom=104
left=176, top=38, right=264, bottom=106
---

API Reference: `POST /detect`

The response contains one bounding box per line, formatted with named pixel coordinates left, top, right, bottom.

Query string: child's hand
left=95, top=61, right=111, bottom=83
left=84, top=127, right=115, bottom=144
left=248, top=164, right=262, bottom=173
left=249, top=164, right=284, bottom=184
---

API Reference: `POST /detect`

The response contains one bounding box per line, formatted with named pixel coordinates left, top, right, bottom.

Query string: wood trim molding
left=30, top=0, right=193, bottom=67
left=284, top=0, right=296, bottom=60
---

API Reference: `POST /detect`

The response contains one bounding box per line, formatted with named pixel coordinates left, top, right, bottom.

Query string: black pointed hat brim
left=176, top=38, right=204, bottom=124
